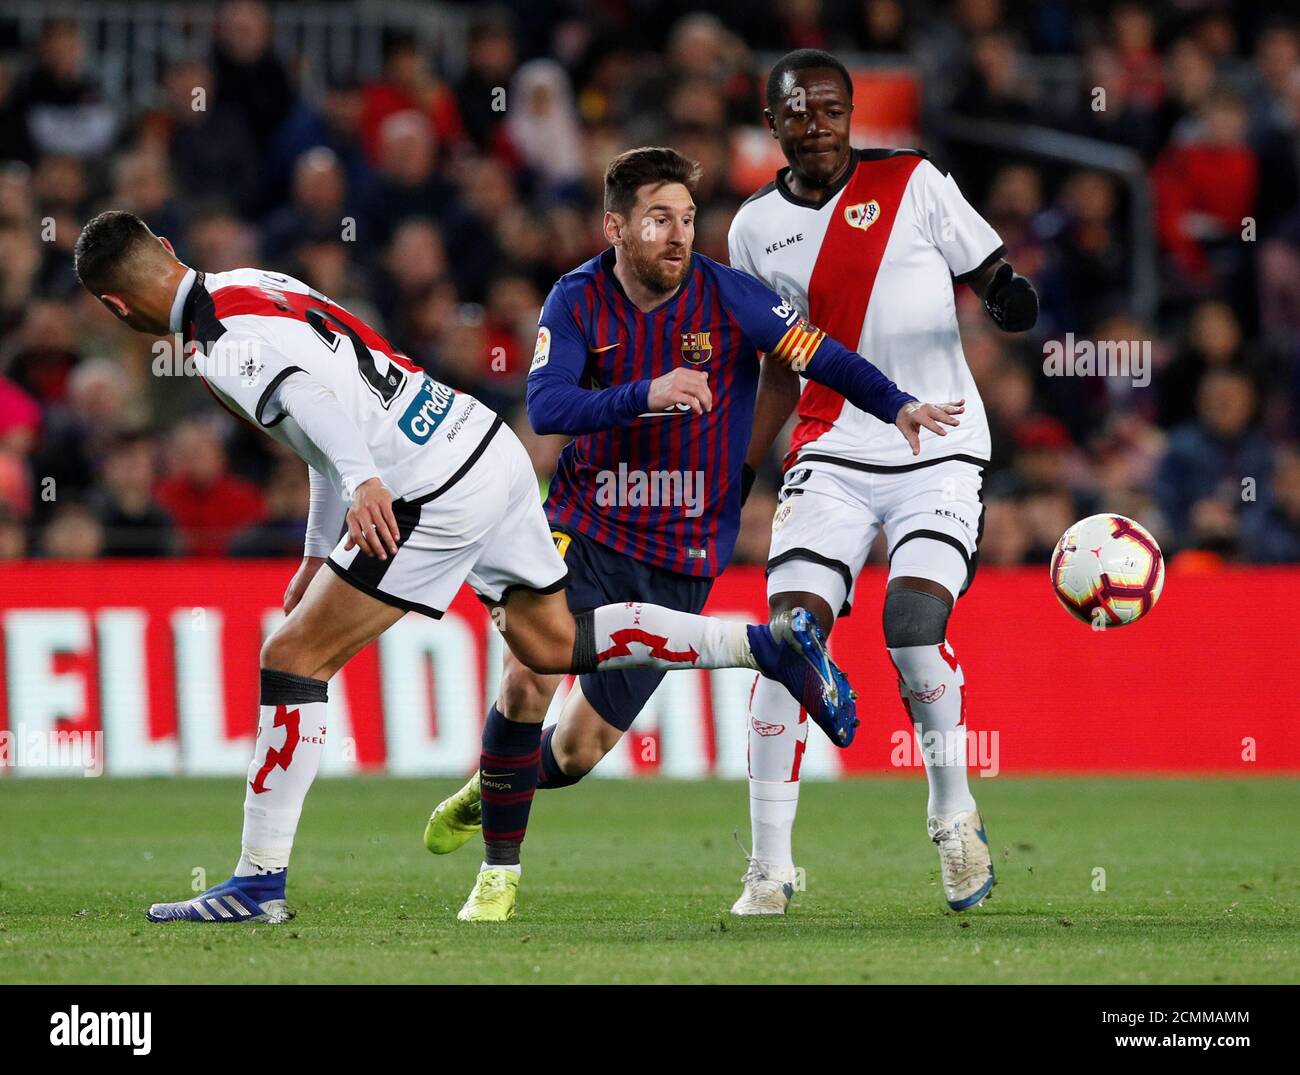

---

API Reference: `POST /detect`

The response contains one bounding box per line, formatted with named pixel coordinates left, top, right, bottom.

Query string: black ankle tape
left=571, top=609, right=597, bottom=673
left=260, top=668, right=328, bottom=705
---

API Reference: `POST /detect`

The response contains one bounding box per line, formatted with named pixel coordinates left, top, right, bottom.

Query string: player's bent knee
left=882, top=586, right=951, bottom=648
left=259, top=627, right=316, bottom=678
left=553, top=735, right=606, bottom=776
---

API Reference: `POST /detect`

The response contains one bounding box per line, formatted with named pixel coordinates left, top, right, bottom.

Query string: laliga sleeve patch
left=531, top=326, right=551, bottom=371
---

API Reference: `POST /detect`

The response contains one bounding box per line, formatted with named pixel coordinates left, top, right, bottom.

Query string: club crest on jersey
left=680, top=331, right=712, bottom=365
left=843, top=199, right=881, bottom=231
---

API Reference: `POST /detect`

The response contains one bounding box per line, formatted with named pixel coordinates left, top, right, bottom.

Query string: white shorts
left=327, top=419, right=568, bottom=617
left=766, top=456, right=986, bottom=615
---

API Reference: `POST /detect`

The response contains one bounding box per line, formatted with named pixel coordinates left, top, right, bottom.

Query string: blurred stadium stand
left=1, top=0, right=1298, bottom=569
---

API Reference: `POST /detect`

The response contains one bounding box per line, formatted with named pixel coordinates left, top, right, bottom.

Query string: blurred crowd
left=0, top=0, right=1298, bottom=569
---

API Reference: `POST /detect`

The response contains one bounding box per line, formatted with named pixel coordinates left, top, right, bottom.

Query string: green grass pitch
left=1, top=776, right=1296, bottom=984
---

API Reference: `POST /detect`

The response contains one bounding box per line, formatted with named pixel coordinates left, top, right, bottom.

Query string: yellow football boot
left=456, top=867, right=519, bottom=922
left=423, top=771, right=482, bottom=855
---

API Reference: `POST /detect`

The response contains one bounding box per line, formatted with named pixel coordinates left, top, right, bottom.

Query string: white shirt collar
left=168, top=267, right=197, bottom=334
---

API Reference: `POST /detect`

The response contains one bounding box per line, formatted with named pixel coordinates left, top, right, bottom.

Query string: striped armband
left=768, top=318, right=827, bottom=372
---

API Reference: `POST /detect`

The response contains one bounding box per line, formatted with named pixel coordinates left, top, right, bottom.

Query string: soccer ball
left=1050, top=513, right=1165, bottom=627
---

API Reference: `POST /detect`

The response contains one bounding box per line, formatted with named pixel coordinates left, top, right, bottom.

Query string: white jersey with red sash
left=182, top=267, right=499, bottom=502
left=728, top=149, right=1003, bottom=470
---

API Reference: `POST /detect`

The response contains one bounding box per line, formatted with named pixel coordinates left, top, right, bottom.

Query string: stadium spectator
left=90, top=431, right=176, bottom=557
left=454, top=9, right=519, bottom=155
left=29, top=357, right=135, bottom=517
left=154, top=419, right=265, bottom=557
left=0, top=20, right=116, bottom=162
left=362, top=110, right=462, bottom=246
left=506, top=60, right=584, bottom=200
left=1152, top=89, right=1258, bottom=291
left=1155, top=369, right=1272, bottom=543
left=264, top=73, right=375, bottom=214
left=143, top=58, right=259, bottom=216
left=1157, top=301, right=1248, bottom=429
left=261, top=148, right=351, bottom=261
left=40, top=500, right=103, bottom=559
left=109, top=149, right=188, bottom=249
left=228, top=458, right=310, bottom=558
left=211, top=0, right=296, bottom=155
left=359, top=31, right=465, bottom=166
left=1242, top=447, right=1300, bottom=562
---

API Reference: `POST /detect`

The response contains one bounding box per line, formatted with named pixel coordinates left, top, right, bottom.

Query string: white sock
left=889, top=640, right=976, bottom=820
left=590, top=603, right=754, bottom=671
left=235, top=698, right=327, bottom=875
left=747, top=673, right=805, bottom=867
left=482, top=862, right=522, bottom=875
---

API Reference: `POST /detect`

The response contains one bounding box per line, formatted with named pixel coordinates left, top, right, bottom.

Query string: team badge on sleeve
left=531, top=326, right=551, bottom=371
left=680, top=331, right=713, bottom=365
left=844, top=200, right=881, bottom=231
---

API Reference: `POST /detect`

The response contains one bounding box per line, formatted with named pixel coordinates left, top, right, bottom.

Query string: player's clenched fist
left=345, top=476, right=400, bottom=559
left=895, top=399, right=965, bottom=456
left=647, top=367, right=712, bottom=414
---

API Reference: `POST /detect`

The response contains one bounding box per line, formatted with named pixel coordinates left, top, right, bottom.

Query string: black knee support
left=259, top=668, right=328, bottom=705
left=882, top=588, right=950, bottom=648
left=570, top=609, right=597, bottom=673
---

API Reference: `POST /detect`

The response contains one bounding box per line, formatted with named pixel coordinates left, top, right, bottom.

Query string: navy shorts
left=551, top=527, right=713, bottom=732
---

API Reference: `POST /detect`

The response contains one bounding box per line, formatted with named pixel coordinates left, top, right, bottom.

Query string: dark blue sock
left=479, top=705, right=542, bottom=866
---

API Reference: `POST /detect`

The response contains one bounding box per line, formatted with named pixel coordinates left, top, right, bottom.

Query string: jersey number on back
left=304, top=306, right=406, bottom=409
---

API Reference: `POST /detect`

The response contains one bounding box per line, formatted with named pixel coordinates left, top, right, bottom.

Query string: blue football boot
left=145, top=871, right=293, bottom=923
left=747, top=607, right=859, bottom=748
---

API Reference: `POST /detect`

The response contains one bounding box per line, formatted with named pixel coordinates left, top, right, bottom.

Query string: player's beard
left=623, top=238, right=691, bottom=298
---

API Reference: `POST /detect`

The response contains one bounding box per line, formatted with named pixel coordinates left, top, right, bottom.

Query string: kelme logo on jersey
left=680, top=331, right=712, bottom=365
left=844, top=199, right=880, bottom=231
left=398, top=376, right=456, bottom=444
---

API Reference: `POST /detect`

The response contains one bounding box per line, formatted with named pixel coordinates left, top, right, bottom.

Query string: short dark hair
left=603, top=147, right=701, bottom=218
left=765, top=49, right=854, bottom=113
left=74, top=210, right=155, bottom=296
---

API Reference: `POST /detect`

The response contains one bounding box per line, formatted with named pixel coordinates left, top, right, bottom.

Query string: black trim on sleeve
left=255, top=365, right=306, bottom=427
left=324, top=557, right=444, bottom=620
left=953, top=244, right=1007, bottom=285
left=888, top=529, right=971, bottom=567
left=409, top=416, right=504, bottom=505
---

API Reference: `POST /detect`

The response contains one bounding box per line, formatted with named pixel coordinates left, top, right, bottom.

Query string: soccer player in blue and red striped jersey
left=428, top=147, right=964, bottom=921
